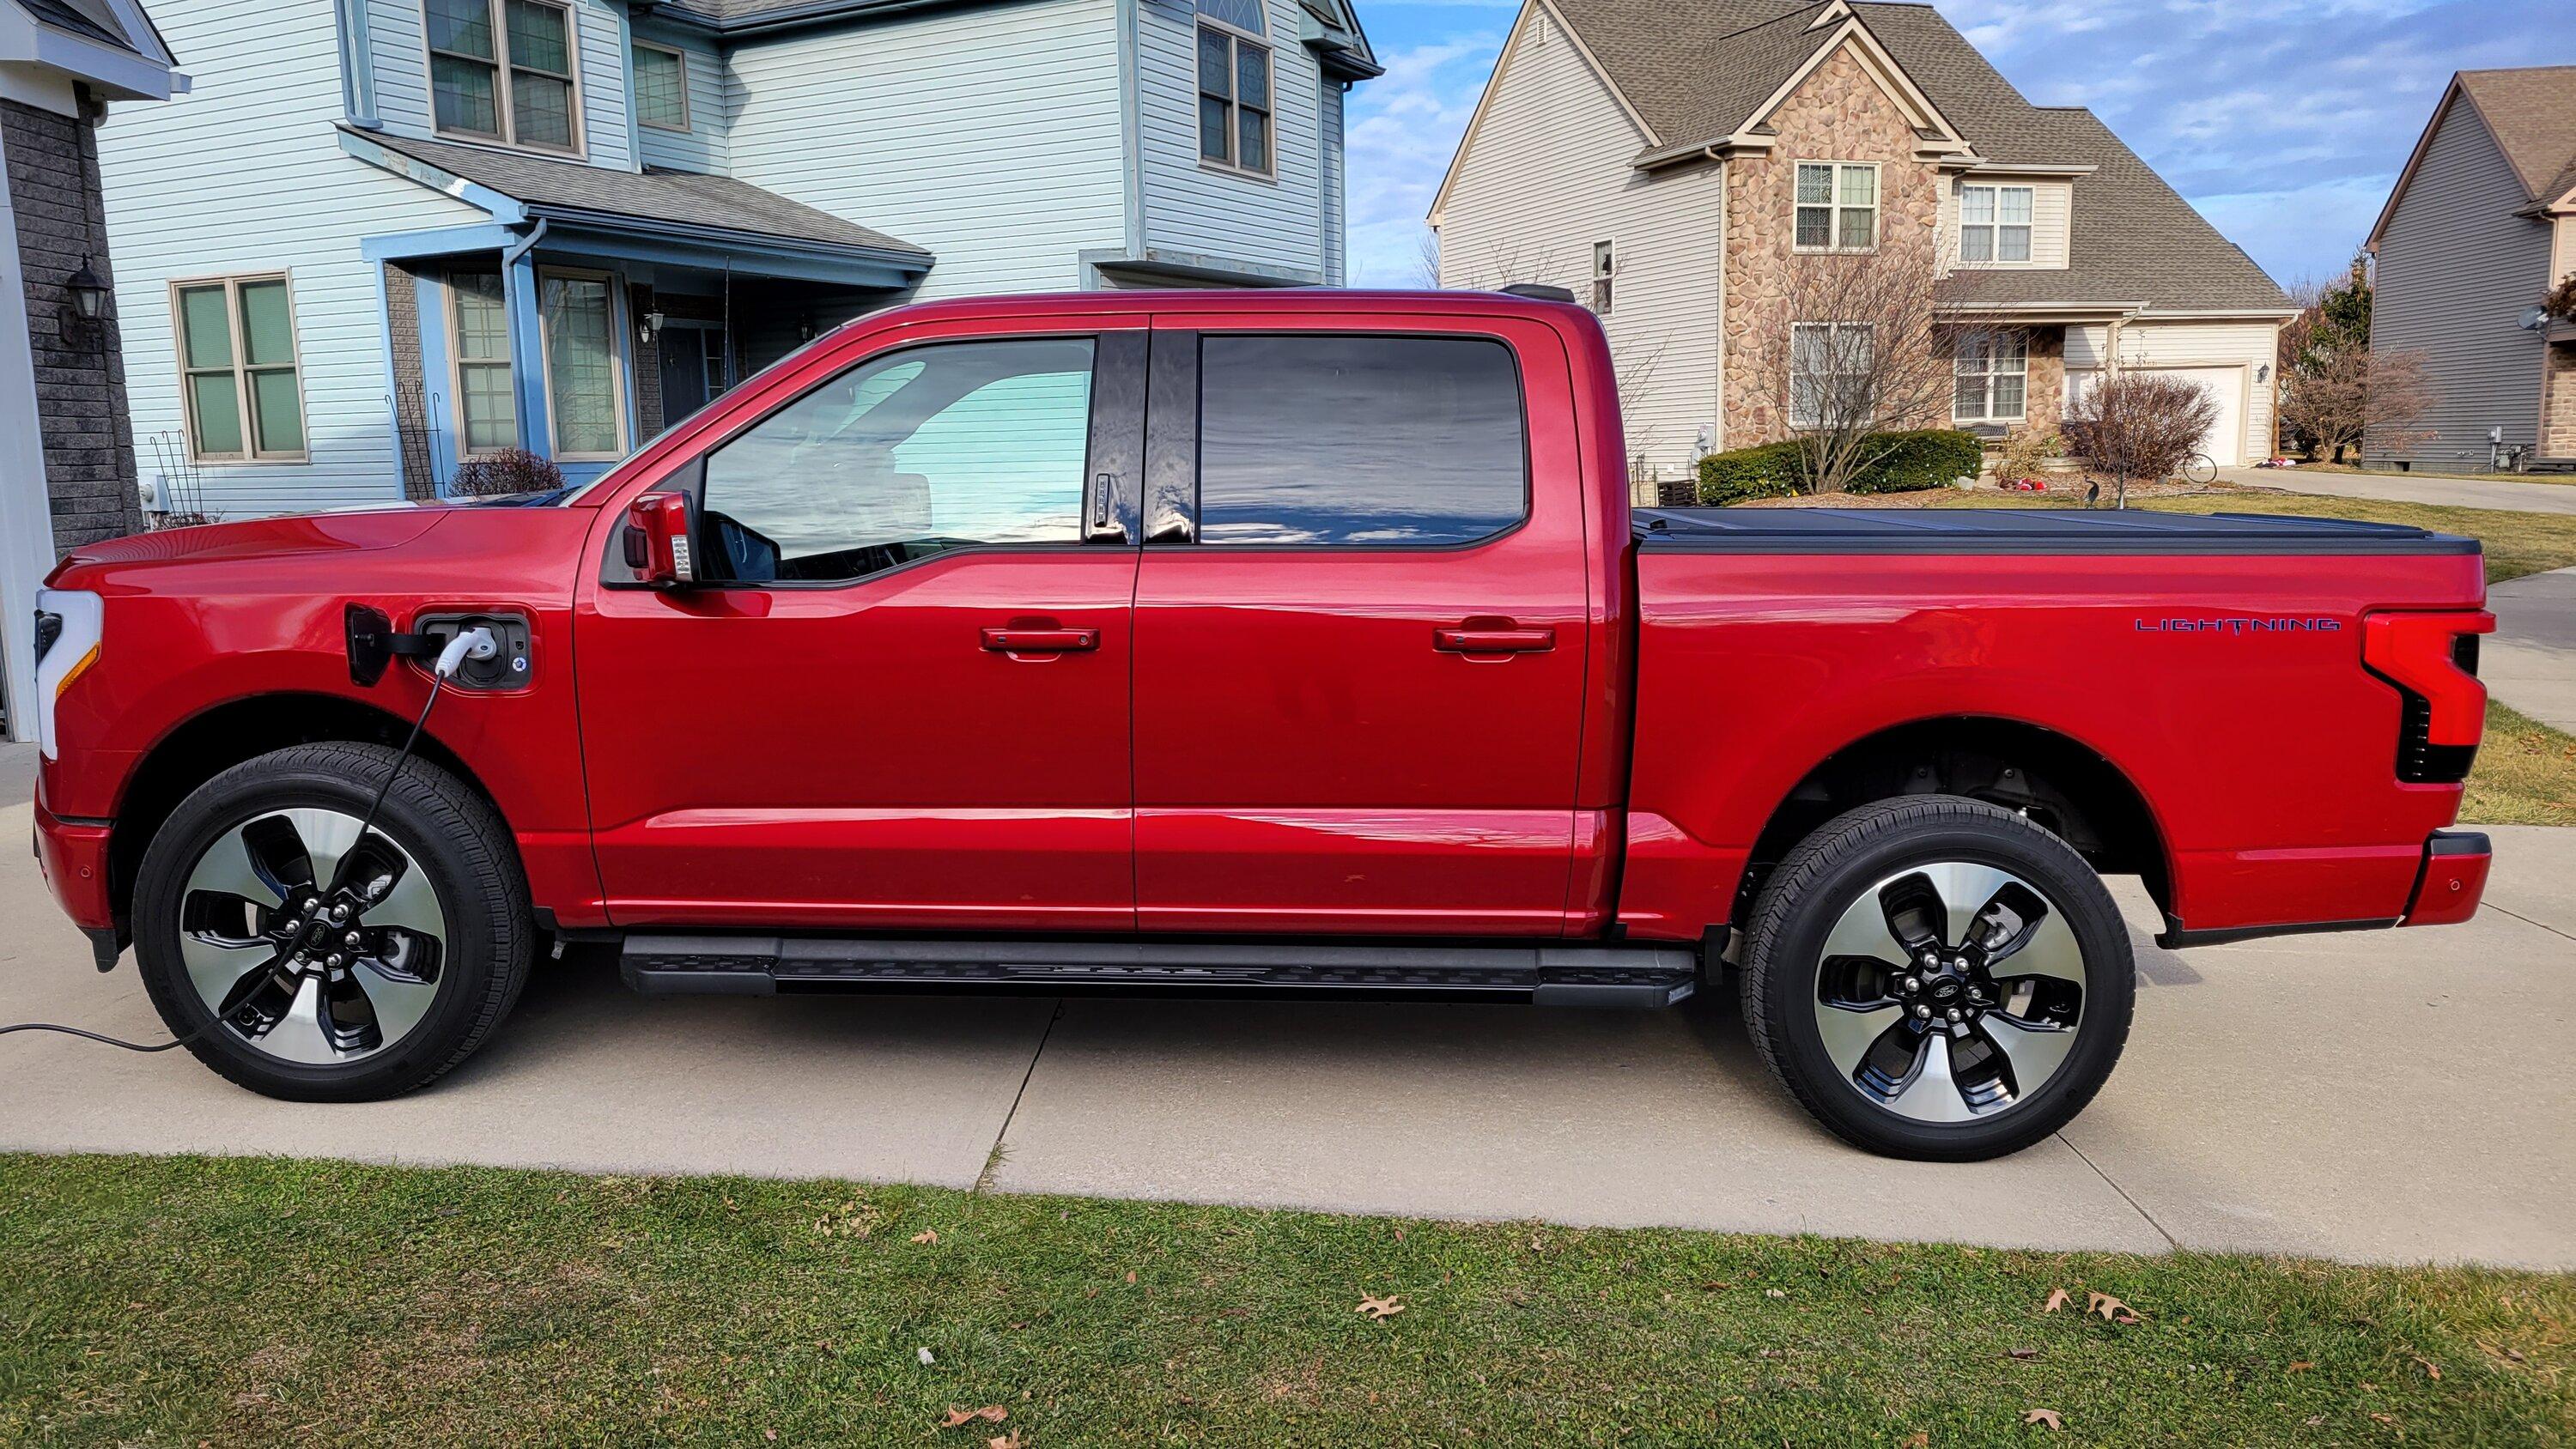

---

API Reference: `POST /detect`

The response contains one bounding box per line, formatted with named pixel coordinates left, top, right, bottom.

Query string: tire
left=1740, top=796, right=2135, bottom=1161
left=2180, top=452, right=2218, bottom=486
left=131, top=743, right=533, bottom=1101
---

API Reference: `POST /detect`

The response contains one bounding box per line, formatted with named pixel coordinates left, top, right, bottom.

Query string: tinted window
left=700, top=337, right=1094, bottom=584
left=1196, top=334, right=1526, bottom=546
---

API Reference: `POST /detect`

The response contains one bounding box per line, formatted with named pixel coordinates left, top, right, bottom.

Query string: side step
left=620, top=935, right=1698, bottom=1009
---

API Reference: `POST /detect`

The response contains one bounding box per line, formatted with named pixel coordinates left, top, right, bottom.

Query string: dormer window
left=1795, top=163, right=1878, bottom=252
left=1959, top=185, right=2032, bottom=264
left=428, top=0, right=581, bottom=155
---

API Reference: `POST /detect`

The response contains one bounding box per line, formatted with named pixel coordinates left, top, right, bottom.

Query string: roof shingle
left=2454, top=67, right=2576, bottom=205
left=348, top=127, right=932, bottom=260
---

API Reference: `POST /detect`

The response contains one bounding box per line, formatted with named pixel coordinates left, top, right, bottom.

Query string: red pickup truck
left=29, top=289, right=2494, bottom=1159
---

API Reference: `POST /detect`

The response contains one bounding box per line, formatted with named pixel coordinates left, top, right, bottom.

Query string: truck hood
left=48, top=507, right=453, bottom=582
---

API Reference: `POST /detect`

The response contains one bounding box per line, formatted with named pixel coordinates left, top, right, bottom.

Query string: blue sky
left=1344, top=0, right=2573, bottom=290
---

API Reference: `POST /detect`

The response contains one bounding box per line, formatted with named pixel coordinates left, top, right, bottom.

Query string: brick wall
left=629, top=282, right=663, bottom=440
left=3, top=96, right=142, bottom=550
left=1721, top=45, right=1944, bottom=446
left=385, top=261, right=440, bottom=499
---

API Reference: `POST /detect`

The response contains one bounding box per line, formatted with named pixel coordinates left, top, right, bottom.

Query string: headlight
left=32, top=589, right=101, bottom=762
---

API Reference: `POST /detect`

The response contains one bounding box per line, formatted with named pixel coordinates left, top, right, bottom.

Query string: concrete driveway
left=2217, top=464, right=2576, bottom=515
left=2488, top=567, right=2576, bottom=732
left=3, top=787, right=2568, bottom=1270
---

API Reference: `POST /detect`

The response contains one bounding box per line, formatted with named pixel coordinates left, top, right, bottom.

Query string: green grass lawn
left=2466, top=699, right=2576, bottom=827
left=3, top=1154, right=2570, bottom=1446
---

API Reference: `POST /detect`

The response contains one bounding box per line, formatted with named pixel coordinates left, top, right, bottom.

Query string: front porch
left=343, top=127, right=933, bottom=495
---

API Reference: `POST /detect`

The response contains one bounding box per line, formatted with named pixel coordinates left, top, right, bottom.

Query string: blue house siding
left=96, top=0, right=489, bottom=518
left=365, top=0, right=635, bottom=173
left=723, top=0, right=1128, bottom=301
left=1134, top=0, right=1330, bottom=283
left=632, top=21, right=728, bottom=174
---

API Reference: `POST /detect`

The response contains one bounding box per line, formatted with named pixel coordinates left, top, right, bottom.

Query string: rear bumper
left=2401, top=829, right=2489, bottom=927
left=2158, top=828, right=2489, bottom=948
left=33, top=802, right=116, bottom=933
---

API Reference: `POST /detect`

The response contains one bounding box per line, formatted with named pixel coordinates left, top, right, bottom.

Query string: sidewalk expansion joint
left=975, top=998, right=1063, bottom=1195
left=2059, top=1131, right=2178, bottom=1252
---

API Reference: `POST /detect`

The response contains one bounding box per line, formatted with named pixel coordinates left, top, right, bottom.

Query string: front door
left=1129, top=316, right=1595, bottom=935
left=577, top=323, right=1146, bottom=931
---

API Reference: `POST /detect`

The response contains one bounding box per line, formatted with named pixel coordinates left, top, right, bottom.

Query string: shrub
left=2545, top=273, right=2576, bottom=321
left=451, top=447, right=567, bottom=498
left=1992, top=427, right=2063, bottom=488
left=2064, top=373, right=2219, bottom=506
left=1698, top=429, right=1981, bottom=505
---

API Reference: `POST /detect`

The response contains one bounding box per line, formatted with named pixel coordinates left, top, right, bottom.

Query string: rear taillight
left=2362, top=610, right=2494, bottom=785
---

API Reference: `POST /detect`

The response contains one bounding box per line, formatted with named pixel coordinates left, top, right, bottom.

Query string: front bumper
left=2402, top=829, right=2489, bottom=927
left=33, top=801, right=115, bottom=935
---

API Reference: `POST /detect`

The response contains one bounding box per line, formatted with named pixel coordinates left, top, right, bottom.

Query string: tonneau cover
left=1632, top=507, right=2480, bottom=556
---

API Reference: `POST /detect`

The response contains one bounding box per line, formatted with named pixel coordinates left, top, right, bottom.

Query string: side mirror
left=622, top=491, right=697, bottom=588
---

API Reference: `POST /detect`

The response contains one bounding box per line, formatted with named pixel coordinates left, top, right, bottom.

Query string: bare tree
left=2281, top=344, right=2437, bottom=464
left=1411, top=227, right=1443, bottom=289
left=1776, top=246, right=1960, bottom=494
left=2063, top=373, right=2217, bottom=507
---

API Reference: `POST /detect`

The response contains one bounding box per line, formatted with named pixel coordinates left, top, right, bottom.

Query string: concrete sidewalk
left=3, top=791, right=2568, bottom=1270
left=2487, top=566, right=2576, bottom=733
left=2218, top=464, right=2576, bottom=515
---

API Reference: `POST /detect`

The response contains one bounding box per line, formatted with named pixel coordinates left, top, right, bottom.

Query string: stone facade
left=2544, top=341, right=2576, bottom=460
left=2024, top=325, right=2066, bottom=435
left=3, top=97, right=143, bottom=550
left=1720, top=46, right=1942, bottom=447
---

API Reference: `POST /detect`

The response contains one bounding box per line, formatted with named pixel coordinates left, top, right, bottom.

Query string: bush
left=451, top=447, right=567, bottom=498
left=1694, top=429, right=1982, bottom=505
left=1992, top=427, right=2063, bottom=488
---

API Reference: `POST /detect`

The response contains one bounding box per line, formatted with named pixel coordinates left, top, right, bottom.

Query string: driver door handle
left=982, top=626, right=1099, bottom=653
left=1434, top=625, right=1555, bottom=654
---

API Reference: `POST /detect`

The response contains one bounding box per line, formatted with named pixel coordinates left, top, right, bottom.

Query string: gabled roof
left=343, top=126, right=932, bottom=264
left=2457, top=67, right=2576, bottom=205
left=2368, top=67, right=2576, bottom=254
left=639, top=0, right=1376, bottom=76
left=1470, top=0, right=2285, bottom=312
left=2, top=0, right=179, bottom=97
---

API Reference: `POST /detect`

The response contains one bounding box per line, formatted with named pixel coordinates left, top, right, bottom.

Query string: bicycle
left=2173, top=452, right=2217, bottom=486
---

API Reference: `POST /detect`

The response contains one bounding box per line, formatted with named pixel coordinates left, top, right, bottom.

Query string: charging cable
left=8, top=627, right=498, bottom=1056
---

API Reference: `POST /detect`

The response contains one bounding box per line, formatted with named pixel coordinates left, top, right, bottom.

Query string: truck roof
left=852, top=288, right=1592, bottom=328
left=1633, top=507, right=2481, bottom=556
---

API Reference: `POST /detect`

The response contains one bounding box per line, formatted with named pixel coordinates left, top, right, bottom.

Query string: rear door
left=1130, top=312, right=1594, bottom=935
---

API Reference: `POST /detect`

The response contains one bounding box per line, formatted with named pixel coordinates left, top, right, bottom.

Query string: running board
left=619, top=935, right=1698, bottom=1009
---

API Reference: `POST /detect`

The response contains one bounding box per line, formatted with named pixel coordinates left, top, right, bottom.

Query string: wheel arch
left=106, top=692, right=504, bottom=926
left=1736, top=713, right=2174, bottom=926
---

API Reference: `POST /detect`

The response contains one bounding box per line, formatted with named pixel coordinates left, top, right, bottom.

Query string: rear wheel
left=1741, top=796, right=2135, bottom=1161
left=132, top=743, right=532, bottom=1101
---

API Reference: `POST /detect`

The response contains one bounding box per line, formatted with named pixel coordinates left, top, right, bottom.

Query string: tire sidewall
left=133, top=754, right=511, bottom=1101
left=1759, top=815, right=2136, bottom=1160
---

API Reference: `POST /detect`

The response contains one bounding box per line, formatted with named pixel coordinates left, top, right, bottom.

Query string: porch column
left=503, top=247, right=550, bottom=457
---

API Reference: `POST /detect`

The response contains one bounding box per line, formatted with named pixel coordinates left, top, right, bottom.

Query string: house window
left=1953, top=330, right=2028, bottom=422
left=449, top=270, right=517, bottom=454
left=1789, top=321, right=1874, bottom=430
left=633, top=42, right=689, bottom=131
left=173, top=275, right=307, bottom=462
left=539, top=270, right=624, bottom=458
left=1197, top=22, right=1273, bottom=176
left=1959, top=185, right=2032, bottom=264
left=427, top=0, right=580, bottom=154
left=1591, top=239, right=1614, bottom=314
left=1795, top=162, right=1878, bottom=251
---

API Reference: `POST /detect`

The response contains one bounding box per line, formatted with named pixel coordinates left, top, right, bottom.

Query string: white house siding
left=1434, top=2, right=1722, bottom=484
left=1134, top=0, right=1327, bottom=282
left=96, top=0, right=487, bottom=518
left=368, top=0, right=635, bottom=173
left=723, top=0, right=1127, bottom=302
left=2065, top=318, right=2279, bottom=465
left=633, top=22, right=729, bottom=174
left=2368, top=97, right=2554, bottom=467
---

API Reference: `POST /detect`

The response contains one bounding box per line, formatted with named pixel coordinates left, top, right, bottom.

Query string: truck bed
left=1633, top=506, right=2480, bottom=556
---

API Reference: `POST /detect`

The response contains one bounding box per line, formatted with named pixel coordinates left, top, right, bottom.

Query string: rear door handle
left=1434, top=626, right=1555, bottom=654
left=981, top=626, right=1099, bottom=653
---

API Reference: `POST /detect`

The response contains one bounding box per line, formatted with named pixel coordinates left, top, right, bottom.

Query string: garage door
left=2128, top=366, right=2248, bottom=467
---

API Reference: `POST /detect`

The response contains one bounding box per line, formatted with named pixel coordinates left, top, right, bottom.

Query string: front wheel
left=131, top=743, right=533, bottom=1101
left=2178, top=452, right=2218, bottom=485
left=1740, top=797, right=2135, bottom=1161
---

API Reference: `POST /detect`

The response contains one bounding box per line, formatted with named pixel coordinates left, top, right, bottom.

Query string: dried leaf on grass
left=2087, top=1291, right=2142, bottom=1325
left=2042, top=1288, right=2070, bottom=1313
left=940, top=1406, right=1007, bottom=1428
left=911, top=1230, right=939, bottom=1246
left=988, top=1433, right=1024, bottom=1449
left=2023, top=1408, right=2063, bottom=1430
left=1356, top=1294, right=1406, bottom=1320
